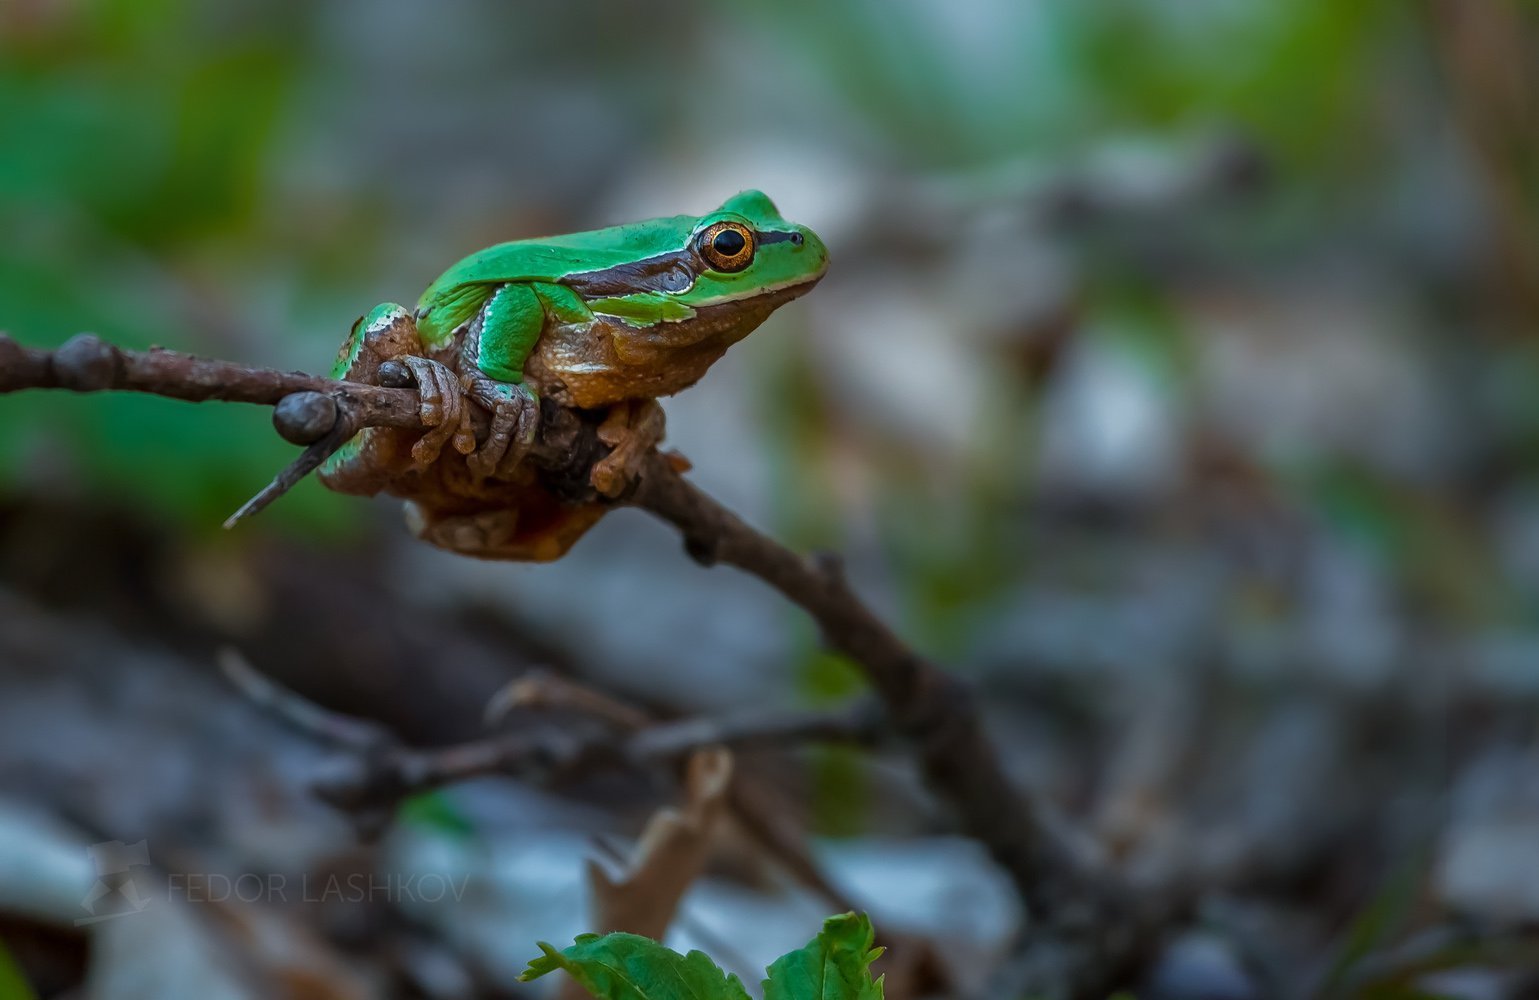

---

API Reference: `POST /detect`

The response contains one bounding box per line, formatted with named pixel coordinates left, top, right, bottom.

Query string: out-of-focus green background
left=1, top=1, right=1538, bottom=998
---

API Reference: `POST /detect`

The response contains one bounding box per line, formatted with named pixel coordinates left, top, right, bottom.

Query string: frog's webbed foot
left=461, top=373, right=540, bottom=480
left=402, top=356, right=476, bottom=468
left=591, top=399, right=668, bottom=499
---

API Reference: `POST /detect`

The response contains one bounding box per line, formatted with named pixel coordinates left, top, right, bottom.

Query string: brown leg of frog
left=460, top=373, right=540, bottom=480
left=591, top=399, right=668, bottom=499
left=401, top=356, right=476, bottom=467
left=321, top=305, right=470, bottom=495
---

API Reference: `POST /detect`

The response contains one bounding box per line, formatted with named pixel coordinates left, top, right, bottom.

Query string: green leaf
left=520, top=932, right=752, bottom=1000
left=763, top=913, right=884, bottom=1000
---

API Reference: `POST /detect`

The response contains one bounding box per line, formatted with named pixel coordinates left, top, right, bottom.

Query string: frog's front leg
left=401, top=355, right=475, bottom=467
left=459, top=374, right=539, bottom=479
left=457, top=282, right=548, bottom=480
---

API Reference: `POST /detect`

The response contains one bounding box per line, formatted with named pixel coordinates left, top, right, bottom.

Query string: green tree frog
left=319, top=190, right=828, bottom=561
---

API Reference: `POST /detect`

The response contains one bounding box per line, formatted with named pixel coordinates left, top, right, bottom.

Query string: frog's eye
left=697, top=221, right=756, bottom=273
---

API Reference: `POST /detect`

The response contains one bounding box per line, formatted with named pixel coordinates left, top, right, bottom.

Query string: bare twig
left=0, top=333, right=420, bottom=428
left=219, top=648, right=392, bottom=752
left=0, top=333, right=604, bottom=523
left=626, top=455, right=1088, bottom=913
left=626, top=699, right=886, bottom=759
left=222, top=652, right=883, bottom=819
left=222, top=412, right=361, bottom=527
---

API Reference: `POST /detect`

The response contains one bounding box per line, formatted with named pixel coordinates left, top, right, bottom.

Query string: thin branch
left=0, top=333, right=601, bottom=523
left=489, top=669, right=888, bottom=759
left=0, top=333, right=419, bottom=427
left=626, top=699, right=886, bottom=759
left=626, top=453, right=1089, bottom=913
left=223, top=651, right=883, bottom=821
left=219, top=648, right=392, bottom=752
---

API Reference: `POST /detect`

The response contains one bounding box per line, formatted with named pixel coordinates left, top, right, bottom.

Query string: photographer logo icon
left=77, top=840, right=153, bottom=925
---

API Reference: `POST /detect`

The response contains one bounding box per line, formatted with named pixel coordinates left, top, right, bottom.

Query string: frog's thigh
left=330, top=302, right=423, bottom=381
left=403, top=501, right=605, bottom=563
left=419, top=283, right=493, bottom=350
left=473, top=283, right=546, bottom=384
left=319, top=303, right=423, bottom=495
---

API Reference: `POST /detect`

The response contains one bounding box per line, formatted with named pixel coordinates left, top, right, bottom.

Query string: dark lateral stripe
left=564, top=229, right=801, bottom=296
left=563, top=249, right=698, bottom=297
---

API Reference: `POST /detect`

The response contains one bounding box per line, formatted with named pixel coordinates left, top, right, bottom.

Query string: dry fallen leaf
left=587, top=747, right=734, bottom=941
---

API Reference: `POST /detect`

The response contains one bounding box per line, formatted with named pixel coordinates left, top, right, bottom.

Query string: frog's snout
left=794, top=225, right=830, bottom=280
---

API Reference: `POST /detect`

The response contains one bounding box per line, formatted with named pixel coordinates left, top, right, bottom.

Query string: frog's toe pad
left=590, top=454, right=634, bottom=498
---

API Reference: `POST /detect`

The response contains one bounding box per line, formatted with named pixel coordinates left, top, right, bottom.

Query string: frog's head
left=550, top=191, right=829, bottom=404
left=676, top=190, right=828, bottom=308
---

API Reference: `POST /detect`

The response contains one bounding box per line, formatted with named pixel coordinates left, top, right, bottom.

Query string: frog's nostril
left=790, top=232, right=804, bottom=246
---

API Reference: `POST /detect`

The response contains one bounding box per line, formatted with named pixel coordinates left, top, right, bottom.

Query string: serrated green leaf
left=763, top=913, right=884, bottom=1000
left=520, top=932, right=752, bottom=1000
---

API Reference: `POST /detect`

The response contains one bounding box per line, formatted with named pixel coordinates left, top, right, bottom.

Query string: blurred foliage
left=0, top=0, right=341, bottom=534
left=737, top=0, right=1408, bottom=171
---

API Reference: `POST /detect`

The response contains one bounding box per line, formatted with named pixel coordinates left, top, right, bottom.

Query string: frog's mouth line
left=680, top=273, right=825, bottom=318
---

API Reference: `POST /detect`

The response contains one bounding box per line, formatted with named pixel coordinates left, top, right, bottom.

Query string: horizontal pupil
left=713, top=229, right=746, bottom=256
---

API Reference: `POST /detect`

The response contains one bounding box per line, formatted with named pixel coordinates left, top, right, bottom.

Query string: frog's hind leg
left=320, top=303, right=443, bottom=494
left=460, top=283, right=545, bottom=480
left=323, top=301, right=476, bottom=474
left=328, top=302, right=421, bottom=383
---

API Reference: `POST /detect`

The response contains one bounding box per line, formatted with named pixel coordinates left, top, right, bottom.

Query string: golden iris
left=697, top=221, right=755, bottom=273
